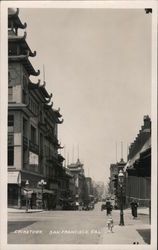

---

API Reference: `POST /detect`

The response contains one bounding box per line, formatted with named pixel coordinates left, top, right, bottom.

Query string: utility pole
left=121, top=141, right=123, bottom=160
left=116, top=142, right=118, bottom=162
left=77, top=144, right=79, bottom=159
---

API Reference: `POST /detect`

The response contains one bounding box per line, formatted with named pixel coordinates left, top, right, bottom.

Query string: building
left=67, top=159, right=88, bottom=206
left=125, top=115, right=151, bottom=207
left=108, top=159, right=126, bottom=207
left=8, top=8, right=65, bottom=210
left=93, top=181, right=106, bottom=201
left=85, top=177, right=93, bottom=196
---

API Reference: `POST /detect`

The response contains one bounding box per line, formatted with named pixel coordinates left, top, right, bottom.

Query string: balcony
left=29, top=140, right=39, bottom=154
left=45, top=133, right=58, bottom=145
left=46, top=155, right=58, bottom=164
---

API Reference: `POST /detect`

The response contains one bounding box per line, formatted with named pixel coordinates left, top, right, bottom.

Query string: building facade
left=125, top=115, right=151, bottom=207
left=108, top=159, right=126, bottom=207
left=8, top=8, right=65, bottom=210
left=67, top=159, right=89, bottom=206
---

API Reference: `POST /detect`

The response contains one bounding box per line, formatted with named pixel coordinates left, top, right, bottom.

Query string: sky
left=19, top=8, right=151, bottom=183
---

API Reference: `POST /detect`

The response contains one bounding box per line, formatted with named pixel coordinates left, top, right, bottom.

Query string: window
left=31, top=125, right=36, bottom=144
left=23, top=75, right=27, bottom=89
left=22, top=89, right=27, bottom=104
left=8, top=87, right=13, bottom=102
left=8, top=115, right=14, bottom=132
left=23, top=118, right=27, bottom=137
left=8, top=72, right=11, bottom=85
left=8, top=134, right=14, bottom=166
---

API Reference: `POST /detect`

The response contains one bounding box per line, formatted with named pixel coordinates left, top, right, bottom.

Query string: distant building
left=93, top=181, right=105, bottom=201
left=85, top=177, right=93, bottom=196
left=67, top=159, right=88, bottom=205
left=109, top=159, right=126, bottom=207
left=125, top=115, right=151, bottom=207
left=8, top=8, right=65, bottom=210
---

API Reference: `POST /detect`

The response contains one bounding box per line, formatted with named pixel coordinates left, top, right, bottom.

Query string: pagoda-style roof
left=51, top=108, right=63, bottom=124
left=68, top=159, right=83, bottom=169
left=44, top=106, right=63, bottom=124
left=8, top=55, right=40, bottom=76
left=44, top=102, right=53, bottom=109
left=53, top=108, right=62, bottom=118
left=8, top=32, right=36, bottom=57
left=28, top=79, right=40, bottom=89
left=8, top=8, right=27, bottom=29
left=29, top=80, right=53, bottom=103
left=58, top=154, right=65, bottom=163
left=38, top=81, right=52, bottom=99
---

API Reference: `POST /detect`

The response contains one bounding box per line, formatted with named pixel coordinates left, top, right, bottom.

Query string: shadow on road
left=136, top=229, right=150, bottom=244
left=8, top=221, right=37, bottom=233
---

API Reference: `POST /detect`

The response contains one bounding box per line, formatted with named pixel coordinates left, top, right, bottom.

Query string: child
left=107, top=215, right=114, bottom=233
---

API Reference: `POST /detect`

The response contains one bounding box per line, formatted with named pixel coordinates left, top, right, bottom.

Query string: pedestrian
left=106, top=201, right=112, bottom=216
left=130, top=199, right=138, bottom=219
left=107, top=215, right=114, bottom=233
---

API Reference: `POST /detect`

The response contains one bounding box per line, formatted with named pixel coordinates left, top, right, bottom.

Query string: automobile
left=88, top=203, right=94, bottom=210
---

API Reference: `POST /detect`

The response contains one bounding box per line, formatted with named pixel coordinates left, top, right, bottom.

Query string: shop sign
left=8, top=171, right=21, bottom=184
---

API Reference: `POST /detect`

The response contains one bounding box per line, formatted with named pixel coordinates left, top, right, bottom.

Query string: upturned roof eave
left=8, top=8, right=27, bottom=29
left=9, top=55, right=40, bottom=76
left=8, top=35, right=36, bottom=57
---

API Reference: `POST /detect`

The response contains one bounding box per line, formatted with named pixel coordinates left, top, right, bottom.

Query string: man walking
left=106, top=200, right=112, bottom=216
left=130, top=200, right=138, bottom=219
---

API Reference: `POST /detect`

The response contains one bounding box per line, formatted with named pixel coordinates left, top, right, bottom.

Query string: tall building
left=8, top=8, right=65, bottom=210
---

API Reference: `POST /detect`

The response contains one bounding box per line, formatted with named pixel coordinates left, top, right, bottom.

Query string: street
left=8, top=202, right=150, bottom=244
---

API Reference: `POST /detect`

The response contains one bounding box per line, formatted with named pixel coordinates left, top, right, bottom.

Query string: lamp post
left=38, top=179, right=47, bottom=209
left=118, top=169, right=124, bottom=226
left=25, top=180, right=29, bottom=213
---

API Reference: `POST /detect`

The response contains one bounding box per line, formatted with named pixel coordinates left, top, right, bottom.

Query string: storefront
left=8, top=171, right=21, bottom=207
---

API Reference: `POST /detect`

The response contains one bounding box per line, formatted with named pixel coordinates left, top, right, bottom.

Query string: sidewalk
left=100, top=209, right=150, bottom=244
left=8, top=208, right=43, bottom=213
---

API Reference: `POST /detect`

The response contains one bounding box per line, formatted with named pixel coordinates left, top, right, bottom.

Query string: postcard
left=0, top=1, right=157, bottom=250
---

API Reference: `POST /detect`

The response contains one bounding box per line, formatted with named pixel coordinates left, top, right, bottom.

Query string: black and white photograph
left=0, top=0, right=157, bottom=249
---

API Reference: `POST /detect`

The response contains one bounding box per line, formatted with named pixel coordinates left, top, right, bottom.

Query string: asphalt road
left=8, top=202, right=107, bottom=244
left=8, top=202, right=149, bottom=244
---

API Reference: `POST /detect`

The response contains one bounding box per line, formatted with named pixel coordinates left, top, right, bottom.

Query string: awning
left=32, top=188, right=55, bottom=194
left=8, top=171, right=21, bottom=184
left=21, top=188, right=55, bottom=196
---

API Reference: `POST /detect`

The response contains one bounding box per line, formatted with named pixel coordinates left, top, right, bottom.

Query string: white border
left=0, top=1, right=157, bottom=250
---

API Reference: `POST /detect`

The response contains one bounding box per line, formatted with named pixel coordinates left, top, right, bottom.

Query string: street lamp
left=118, top=169, right=124, bottom=226
left=25, top=180, right=29, bottom=213
left=38, top=179, right=47, bottom=209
